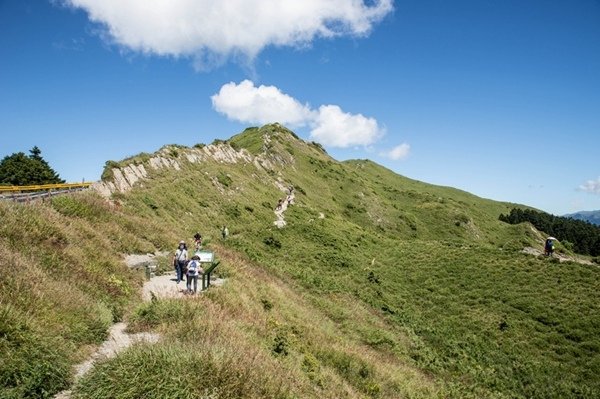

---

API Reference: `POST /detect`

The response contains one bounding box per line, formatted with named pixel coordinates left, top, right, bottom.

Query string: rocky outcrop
left=92, top=142, right=287, bottom=197
left=92, top=163, right=148, bottom=197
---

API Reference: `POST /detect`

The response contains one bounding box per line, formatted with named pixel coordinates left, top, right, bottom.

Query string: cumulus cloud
left=61, top=0, right=393, bottom=68
left=579, top=177, right=600, bottom=194
left=211, top=80, right=385, bottom=148
left=211, top=80, right=314, bottom=126
left=381, top=143, right=410, bottom=160
left=311, top=105, right=383, bottom=147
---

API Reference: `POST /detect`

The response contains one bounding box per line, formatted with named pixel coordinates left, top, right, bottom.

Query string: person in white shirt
left=173, top=240, right=188, bottom=284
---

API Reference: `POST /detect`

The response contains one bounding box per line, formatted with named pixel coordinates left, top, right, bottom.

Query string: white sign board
left=195, top=251, right=214, bottom=263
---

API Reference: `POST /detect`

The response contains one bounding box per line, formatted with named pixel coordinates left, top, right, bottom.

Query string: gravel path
left=53, top=323, right=159, bottom=398
left=54, top=266, right=223, bottom=398
left=142, top=270, right=224, bottom=301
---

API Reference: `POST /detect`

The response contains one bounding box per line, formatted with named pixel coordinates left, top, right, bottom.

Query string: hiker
left=275, top=198, right=283, bottom=211
left=221, top=225, right=229, bottom=240
left=288, top=185, right=294, bottom=195
left=286, top=195, right=292, bottom=206
left=193, top=232, right=202, bottom=251
left=186, top=255, right=203, bottom=294
left=544, top=238, right=554, bottom=257
left=173, top=240, right=188, bottom=284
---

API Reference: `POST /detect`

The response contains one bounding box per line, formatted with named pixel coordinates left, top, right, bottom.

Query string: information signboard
left=195, top=251, right=214, bottom=263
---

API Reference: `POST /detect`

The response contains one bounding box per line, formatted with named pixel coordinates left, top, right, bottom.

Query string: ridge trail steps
left=274, top=190, right=295, bottom=228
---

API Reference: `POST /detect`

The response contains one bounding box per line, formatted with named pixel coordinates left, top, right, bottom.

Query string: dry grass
left=118, top=243, right=441, bottom=398
left=0, top=195, right=169, bottom=398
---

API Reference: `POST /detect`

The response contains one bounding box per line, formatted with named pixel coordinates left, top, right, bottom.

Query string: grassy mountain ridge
left=2, top=124, right=599, bottom=398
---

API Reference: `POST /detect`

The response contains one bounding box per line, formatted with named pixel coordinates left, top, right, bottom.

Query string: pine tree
left=0, top=147, right=65, bottom=185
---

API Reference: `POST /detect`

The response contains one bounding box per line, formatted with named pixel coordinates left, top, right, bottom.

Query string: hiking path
left=54, top=253, right=223, bottom=398
left=274, top=189, right=295, bottom=228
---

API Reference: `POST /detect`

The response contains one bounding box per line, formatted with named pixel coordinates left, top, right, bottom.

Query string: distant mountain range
left=564, top=210, right=600, bottom=225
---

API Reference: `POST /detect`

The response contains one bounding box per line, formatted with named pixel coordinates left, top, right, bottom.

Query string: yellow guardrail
left=0, top=182, right=92, bottom=193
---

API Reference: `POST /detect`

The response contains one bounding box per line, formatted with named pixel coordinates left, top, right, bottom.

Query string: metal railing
left=0, top=183, right=92, bottom=203
left=0, top=182, right=92, bottom=192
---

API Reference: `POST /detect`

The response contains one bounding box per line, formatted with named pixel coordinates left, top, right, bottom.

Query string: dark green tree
left=0, top=147, right=65, bottom=185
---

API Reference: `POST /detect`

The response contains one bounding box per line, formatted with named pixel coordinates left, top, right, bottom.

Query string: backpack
left=187, top=260, right=198, bottom=275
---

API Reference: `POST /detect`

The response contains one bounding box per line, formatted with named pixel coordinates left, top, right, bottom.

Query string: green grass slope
left=0, top=195, right=176, bottom=398
left=1, top=123, right=598, bottom=398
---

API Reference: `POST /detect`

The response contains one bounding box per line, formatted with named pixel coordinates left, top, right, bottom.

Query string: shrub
left=272, top=330, right=289, bottom=356
left=216, top=172, right=232, bottom=187
left=260, top=298, right=273, bottom=311
left=263, top=236, right=282, bottom=249
left=101, top=160, right=120, bottom=181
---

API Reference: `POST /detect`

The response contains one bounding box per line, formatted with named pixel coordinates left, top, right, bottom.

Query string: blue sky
left=1, top=0, right=599, bottom=215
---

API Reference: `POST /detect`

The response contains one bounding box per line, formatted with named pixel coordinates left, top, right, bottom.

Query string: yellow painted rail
left=0, top=182, right=92, bottom=193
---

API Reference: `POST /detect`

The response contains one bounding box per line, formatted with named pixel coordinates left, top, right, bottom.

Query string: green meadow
left=1, top=124, right=598, bottom=398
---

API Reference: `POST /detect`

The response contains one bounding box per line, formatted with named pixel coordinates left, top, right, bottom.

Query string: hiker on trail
left=193, top=232, right=202, bottom=251
left=221, top=226, right=229, bottom=240
left=288, top=185, right=294, bottom=195
left=276, top=198, right=283, bottom=211
left=544, top=238, right=555, bottom=257
left=286, top=195, right=292, bottom=206
left=173, top=240, right=188, bottom=284
left=186, top=255, right=203, bottom=294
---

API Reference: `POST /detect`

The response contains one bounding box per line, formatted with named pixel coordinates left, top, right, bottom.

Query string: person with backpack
left=173, top=240, right=188, bottom=284
left=186, top=254, right=203, bottom=294
left=544, top=238, right=555, bottom=257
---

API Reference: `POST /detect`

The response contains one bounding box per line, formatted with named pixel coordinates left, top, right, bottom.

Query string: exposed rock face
left=92, top=142, right=286, bottom=197
left=91, top=163, right=148, bottom=197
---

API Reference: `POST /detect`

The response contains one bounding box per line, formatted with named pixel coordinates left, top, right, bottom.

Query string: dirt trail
left=143, top=270, right=224, bottom=301
left=274, top=190, right=295, bottom=228
left=54, top=257, right=223, bottom=398
left=54, top=323, right=159, bottom=399
left=522, top=247, right=595, bottom=266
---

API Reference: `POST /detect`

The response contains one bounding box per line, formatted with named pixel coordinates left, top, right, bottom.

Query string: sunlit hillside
left=1, top=124, right=598, bottom=399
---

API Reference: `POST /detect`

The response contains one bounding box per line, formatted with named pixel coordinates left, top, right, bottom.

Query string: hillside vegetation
left=500, top=207, right=600, bottom=256
left=1, top=124, right=599, bottom=398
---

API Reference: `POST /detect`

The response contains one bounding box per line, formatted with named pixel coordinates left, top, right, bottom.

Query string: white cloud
left=211, top=80, right=386, bottom=148
left=211, top=80, right=314, bottom=126
left=381, top=143, right=410, bottom=160
left=61, top=0, right=393, bottom=68
left=579, top=177, right=600, bottom=194
left=310, top=105, right=383, bottom=147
